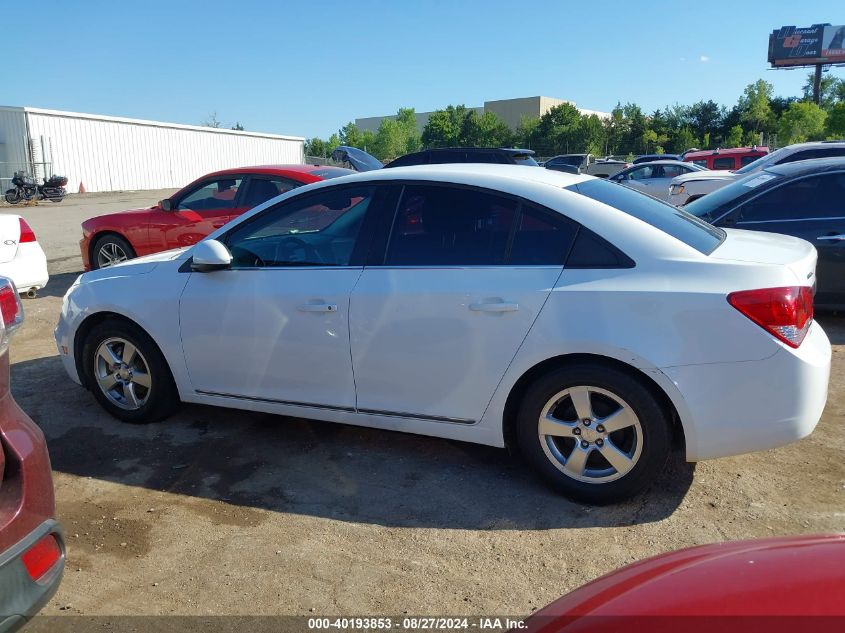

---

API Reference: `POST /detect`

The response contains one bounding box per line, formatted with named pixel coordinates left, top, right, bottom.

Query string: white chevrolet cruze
left=55, top=165, right=831, bottom=503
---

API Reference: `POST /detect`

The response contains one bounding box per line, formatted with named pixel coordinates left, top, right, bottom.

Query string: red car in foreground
left=520, top=534, right=845, bottom=633
left=0, top=277, right=64, bottom=631
left=80, top=164, right=354, bottom=270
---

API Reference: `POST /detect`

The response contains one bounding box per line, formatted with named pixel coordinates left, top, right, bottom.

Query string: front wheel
left=91, top=234, right=136, bottom=269
left=517, top=364, right=671, bottom=504
left=48, top=196, right=64, bottom=203
left=4, top=189, right=20, bottom=204
left=82, top=318, right=179, bottom=423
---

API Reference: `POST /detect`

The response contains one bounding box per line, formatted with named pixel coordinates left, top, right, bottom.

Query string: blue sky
left=5, top=0, right=843, bottom=138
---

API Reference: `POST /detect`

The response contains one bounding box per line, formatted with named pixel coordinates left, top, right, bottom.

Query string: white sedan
left=0, top=214, right=49, bottom=297
left=55, top=165, right=831, bottom=503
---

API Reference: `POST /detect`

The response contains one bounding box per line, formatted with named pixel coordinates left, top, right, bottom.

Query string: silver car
left=609, top=160, right=705, bottom=201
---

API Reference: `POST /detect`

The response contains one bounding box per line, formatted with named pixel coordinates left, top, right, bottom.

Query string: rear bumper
left=0, top=244, right=49, bottom=293
left=666, top=322, right=831, bottom=461
left=0, top=521, right=64, bottom=632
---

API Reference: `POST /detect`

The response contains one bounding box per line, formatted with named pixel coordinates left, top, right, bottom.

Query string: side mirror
left=191, top=239, right=232, bottom=272
left=160, top=199, right=173, bottom=211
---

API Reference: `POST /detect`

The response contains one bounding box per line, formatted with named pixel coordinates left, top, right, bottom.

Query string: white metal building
left=0, top=106, right=304, bottom=193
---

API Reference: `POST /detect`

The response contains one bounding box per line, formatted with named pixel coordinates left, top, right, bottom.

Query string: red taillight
left=18, top=218, right=36, bottom=243
left=728, top=286, right=813, bottom=348
left=21, top=533, right=62, bottom=581
left=0, top=281, right=22, bottom=330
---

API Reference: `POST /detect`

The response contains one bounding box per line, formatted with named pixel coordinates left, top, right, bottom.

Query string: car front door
left=349, top=183, right=578, bottom=423
left=155, top=176, right=246, bottom=251
left=723, top=173, right=845, bottom=306
left=178, top=183, right=387, bottom=408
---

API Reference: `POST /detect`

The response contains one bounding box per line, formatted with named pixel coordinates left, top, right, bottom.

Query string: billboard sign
left=768, top=24, right=845, bottom=67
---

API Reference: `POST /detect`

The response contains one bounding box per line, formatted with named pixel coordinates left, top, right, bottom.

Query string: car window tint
left=509, top=203, right=578, bottom=265
left=566, top=227, right=635, bottom=269
left=178, top=178, right=243, bottom=211
left=385, top=185, right=516, bottom=265
left=225, top=185, right=374, bottom=268
left=778, top=150, right=816, bottom=164
left=739, top=174, right=845, bottom=222
left=628, top=166, right=652, bottom=180
left=241, top=177, right=301, bottom=207
left=662, top=165, right=686, bottom=178
left=571, top=179, right=725, bottom=255
left=691, top=159, right=708, bottom=168
left=712, top=157, right=735, bottom=170
left=740, top=155, right=759, bottom=167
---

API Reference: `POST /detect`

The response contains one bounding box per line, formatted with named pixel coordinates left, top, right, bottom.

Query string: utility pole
left=812, top=64, right=823, bottom=105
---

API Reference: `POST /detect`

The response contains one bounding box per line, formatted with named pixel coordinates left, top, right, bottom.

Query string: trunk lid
left=711, top=228, right=817, bottom=287
left=0, top=214, right=22, bottom=263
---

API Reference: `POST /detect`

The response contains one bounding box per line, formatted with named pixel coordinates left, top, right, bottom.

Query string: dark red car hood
left=521, top=534, right=845, bottom=631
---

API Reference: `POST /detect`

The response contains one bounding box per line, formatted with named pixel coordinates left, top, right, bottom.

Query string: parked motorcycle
left=4, top=171, right=68, bottom=204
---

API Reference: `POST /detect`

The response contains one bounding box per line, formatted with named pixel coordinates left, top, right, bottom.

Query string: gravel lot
left=4, top=193, right=844, bottom=618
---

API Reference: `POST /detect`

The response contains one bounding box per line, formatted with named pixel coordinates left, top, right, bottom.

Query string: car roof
left=628, top=159, right=689, bottom=166
left=684, top=147, right=768, bottom=158
left=205, top=164, right=343, bottom=178
left=766, top=156, right=845, bottom=177
left=424, top=147, right=535, bottom=155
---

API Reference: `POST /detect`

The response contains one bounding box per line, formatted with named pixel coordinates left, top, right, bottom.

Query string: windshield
left=684, top=170, right=783, bottom=221
left=734, top=147, right=788, bottom=175
left=571, top=178, right=726, bottom=255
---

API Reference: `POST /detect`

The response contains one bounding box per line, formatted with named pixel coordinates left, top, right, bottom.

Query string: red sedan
left=80, top=164, right=353, bottom=270
left=519, top=535, right=845, bottom=633
left=0, top=276, right=64, bottom=630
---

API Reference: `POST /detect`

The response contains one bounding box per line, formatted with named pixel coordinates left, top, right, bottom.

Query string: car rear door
left=349, top=183, right=578, bottom=423
left=722, top=172, right=845, bottom=306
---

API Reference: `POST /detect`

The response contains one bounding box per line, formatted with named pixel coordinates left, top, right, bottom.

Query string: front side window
left=385, top=185, right=516, bottom=266
left=178, top=177, right=243, bottom=211
left=224, top=185, right=374, bottom=268
left=627, top=166, right=654, bottom=180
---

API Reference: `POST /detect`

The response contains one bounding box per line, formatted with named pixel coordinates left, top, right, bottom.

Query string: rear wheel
left=517, top=364, right=671, bottom=504
left=92, top=234, right=135, bottom=269
left=82, top=319, right=179, bottom=424
left=4, top=190, right=20, bottom=204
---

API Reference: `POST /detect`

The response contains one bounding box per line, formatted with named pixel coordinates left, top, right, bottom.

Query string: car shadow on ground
left=13, top=354, right=695, bottom=530
left=34, top=271, right=82, bottom=299
left=817, top=313, right=845, bottom=345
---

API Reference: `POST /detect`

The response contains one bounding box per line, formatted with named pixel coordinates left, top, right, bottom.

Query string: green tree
left=671, top=126, right=698, bottom=153
left=687, top=100, right=723, bottom=144
left=725, top=125, right=744, bottom=148
left=801, top=73, right=844, bottom=109
left=514, top=115, right=540, bottom=149
left=231, top=122, right=245, bottom=131
left=395, top=108, right=422, bottom=153
left=463, top=111, right=512, bottom=147
left=580, top=114, right=607, bottom=155
left=825, top=103, right=845, bottom=138
left=778, top=102, right=827, bottom=145
left=372, top=118, right=404, bottom=160
left=421, top=105, right=473, bottom=148
left=339, top=122, right=364, bottom=147
left=738, top=79, right=774, bottom=133
left=538, top=103, right=584, bottom=154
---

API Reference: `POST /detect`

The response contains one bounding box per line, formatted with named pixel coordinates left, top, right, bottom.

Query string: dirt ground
left=5, top=192, right=845, bottom=618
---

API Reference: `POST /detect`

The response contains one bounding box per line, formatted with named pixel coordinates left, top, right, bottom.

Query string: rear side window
left=509, top=204, right=578, bottom=265
left=738, top=174, right=845, bottom=223
left=712, top=157, right=736, bottom=170
left=385, top=185, right=516, bottom=265
left=571, top=179, right=725, bottom=255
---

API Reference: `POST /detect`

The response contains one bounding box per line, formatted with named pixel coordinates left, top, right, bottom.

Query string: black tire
left=81, top=318, right=179, bottom=424
left=516, top=363, right=671, bottom=504
left=48, top=197, right=64, bottom=203
left=4, top=190, right=20, bottom=204
left=91, top=234, right=136, bottom=270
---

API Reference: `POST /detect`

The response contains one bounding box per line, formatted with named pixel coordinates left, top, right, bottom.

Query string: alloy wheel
left=93, top=337, right=152, bottom=410
left=538, top=385, right=643, bottom=484
left=97, top=242, right=128, bottom=267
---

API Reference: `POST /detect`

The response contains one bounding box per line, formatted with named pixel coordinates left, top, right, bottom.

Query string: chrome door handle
left=469, top=302, right=519, bottom=312
left=297, top=303, right=337, bottom=313
left=816, top=234, right=845, bottom=242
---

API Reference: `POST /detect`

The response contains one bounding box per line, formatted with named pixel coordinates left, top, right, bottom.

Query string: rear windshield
left=511, top=153, right=539, bottom=166
left=570, top=179, right=726, bottom=255
left=310, top=167, right=355, bottom=179
left=684, top=170, right=783, bottom=222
